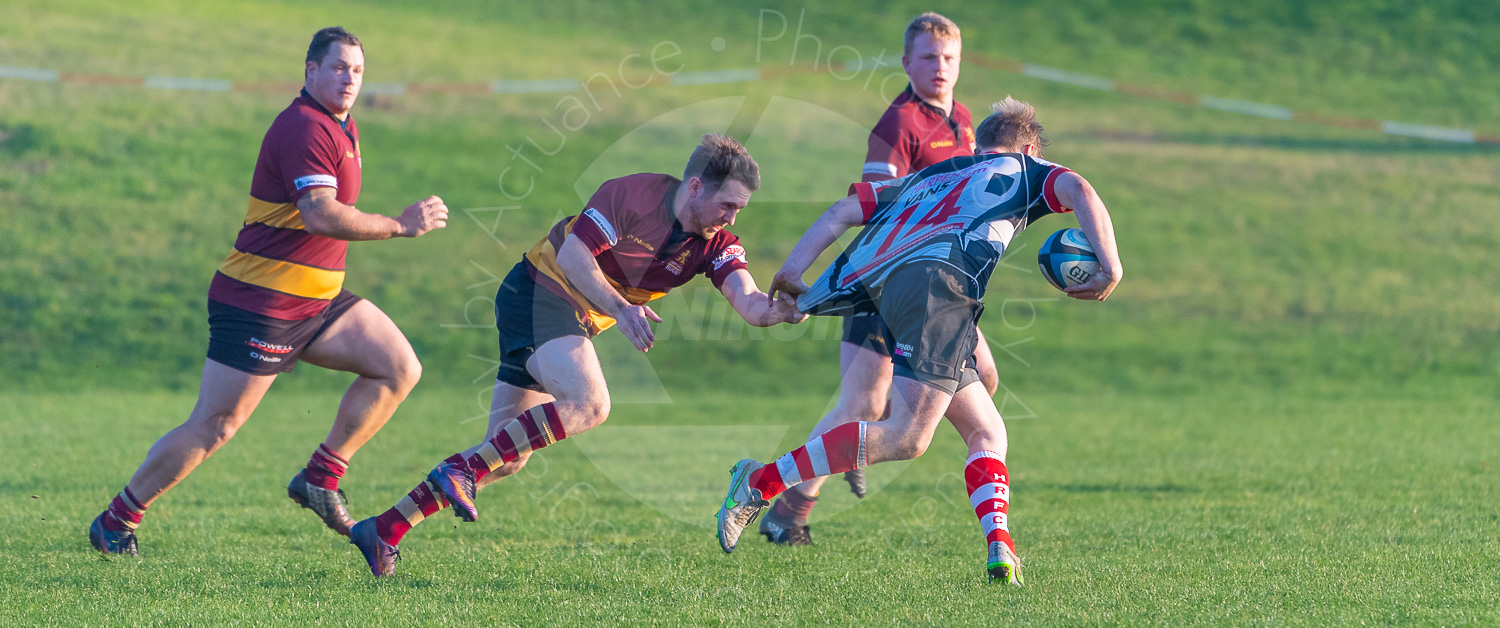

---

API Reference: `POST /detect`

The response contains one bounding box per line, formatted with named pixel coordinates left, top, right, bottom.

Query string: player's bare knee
left=580, top=396, right=611, bottom=430
left=194, top=411, right=248, bottom=450
left=389, top=352, right=422, bottom=394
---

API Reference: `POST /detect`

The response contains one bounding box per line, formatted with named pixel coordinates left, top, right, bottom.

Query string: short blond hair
left=975, top=96, right=1050, bottom=153
left=904, top=12, right=961, bottom=56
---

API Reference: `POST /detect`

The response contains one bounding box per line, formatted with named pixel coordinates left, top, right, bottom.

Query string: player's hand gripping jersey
left=798, top=153, right=1073, bottom=316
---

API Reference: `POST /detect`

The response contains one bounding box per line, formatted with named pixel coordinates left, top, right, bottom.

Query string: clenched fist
left=399, top=196, right=449, bottom=237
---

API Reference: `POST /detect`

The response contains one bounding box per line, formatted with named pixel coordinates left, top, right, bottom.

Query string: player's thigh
left=943, top=380, right=1007, bottom=456
left=525, top=335, right=608, bottom=404
left=872, top=376, right=953, bottom=455
left=971, top=327, right=998, bottom=380
left=835, top=341, right=894, bottom=416
left=301, top=299, right=418, bottom=380
left=487, top=379, right=555, bottom=439
left=190, top=358, right=277, bottom=427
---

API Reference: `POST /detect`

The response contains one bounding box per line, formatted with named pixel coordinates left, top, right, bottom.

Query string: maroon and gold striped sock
left=372, top=480, right=450, bottom=546
left=303, top=443, right=349, bottom=491
left=462, top=403, right=567, bottom=482
left=102, top=486, right=146, bottom=533
left=770, top=487, right=818, bottom=526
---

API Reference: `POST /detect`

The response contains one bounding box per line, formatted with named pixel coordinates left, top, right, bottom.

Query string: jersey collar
left=658, top=179, right=697, bottom=257
left=300, top=88, right=353, bottom=133
left=902, top=85, right=955, bottom=123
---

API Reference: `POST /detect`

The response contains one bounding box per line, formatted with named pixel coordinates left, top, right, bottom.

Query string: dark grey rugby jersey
left=798, top=152, right=1073, bottom=316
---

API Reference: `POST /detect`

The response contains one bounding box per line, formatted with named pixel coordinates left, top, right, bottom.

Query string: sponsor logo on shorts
left=711, top=245, right=747, bottom=270
left=292, top=174, right=338, bottom=190
left=248, top=337, right=294, bottom=354
left=249, top=352, right=283, bottom=363
left=894, top=342, right=914, bottom=357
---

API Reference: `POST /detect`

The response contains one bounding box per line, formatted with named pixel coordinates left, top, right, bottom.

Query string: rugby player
left=759, top=12, right=1002, bottom=546
left=348, top=134, right=806, bottom=577
left=89, top=27, right=450, bottom=555
left=717, top=98, right=1123, bottom=584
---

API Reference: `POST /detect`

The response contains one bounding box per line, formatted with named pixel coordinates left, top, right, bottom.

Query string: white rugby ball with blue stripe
left=1038, top=228, right=1100, bottom=291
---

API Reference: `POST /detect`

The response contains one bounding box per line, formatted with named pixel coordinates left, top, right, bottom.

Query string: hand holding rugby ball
left=1038, top=228, right=1100, bottom=291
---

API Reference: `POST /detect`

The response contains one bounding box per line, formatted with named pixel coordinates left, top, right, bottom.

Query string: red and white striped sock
left=965, top=450, right=1015, bottom=555
left=303, top=443, right=349, bottom=491
left=102, top=486, right=146, bottom=532
left=373, top=479, right=450, bottom=546
left=462, top=403, right=567, bottom=482
left=750, top=422, right=867, bottom=500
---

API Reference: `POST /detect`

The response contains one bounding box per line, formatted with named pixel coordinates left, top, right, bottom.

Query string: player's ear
left=687, top=176, right=703, bottom=197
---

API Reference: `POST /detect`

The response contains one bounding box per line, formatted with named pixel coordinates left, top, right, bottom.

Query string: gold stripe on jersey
left=245, top=196, right=305, bottom=230
left=524, top=217, right=670, bottom=335
left=218, top=250, right=344, bottom=300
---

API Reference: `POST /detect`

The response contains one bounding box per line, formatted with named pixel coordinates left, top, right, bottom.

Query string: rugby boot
left=287, top=470, right=355, bottom=536
left=426, top=462, right=478, bottom=522
left=758, top=506, right=812, bottom=546
left=349, top=518, right=400, bottom=577
left=716, top=459, right=769, bottom=553
left=88, top=512, right=138, bottom=557
left=986, top=541, right=1024, bottom=586
left=844, top=468, right=868, bottom=499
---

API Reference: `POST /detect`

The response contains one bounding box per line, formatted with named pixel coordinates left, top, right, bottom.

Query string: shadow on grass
left=1068, top=129, right=1500, bottom=154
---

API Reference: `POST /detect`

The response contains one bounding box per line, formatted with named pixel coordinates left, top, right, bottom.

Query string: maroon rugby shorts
left=206, top=289, right=363, bottom=375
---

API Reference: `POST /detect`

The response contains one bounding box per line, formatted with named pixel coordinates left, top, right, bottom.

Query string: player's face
left=686, top=178, right=751, bottom=238
left=903, top=33, right=961, bottom=103
left=305, top=43, right=364, bottom=117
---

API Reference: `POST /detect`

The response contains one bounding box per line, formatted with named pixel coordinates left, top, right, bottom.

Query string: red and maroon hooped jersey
left=524, top=173, right=750, bottom=335
left=862, top=85, right=976, bottom=181
left=208, top=90, right=361, bottom=320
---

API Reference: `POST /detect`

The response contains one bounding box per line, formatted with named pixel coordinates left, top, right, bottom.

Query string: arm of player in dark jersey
left=1052, top=171, right=1123, bottom=301
left=718, top=269, right=808, bottom=327
left=556, top=233, right=662, bottom=352
left=768, top=194, right=867, bottom=301
left=297, top=188, right=449, bottom=241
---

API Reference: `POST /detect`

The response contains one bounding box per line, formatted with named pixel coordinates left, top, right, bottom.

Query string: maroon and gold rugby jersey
left=524, top=173, right=750, bottom=335
left=207, top=90, right=362, bottom=320
left=862, top=85, right=976, bottom=181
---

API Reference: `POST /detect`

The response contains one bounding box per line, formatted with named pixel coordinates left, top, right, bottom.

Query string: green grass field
left=3, top=0, right=1499, bottom=624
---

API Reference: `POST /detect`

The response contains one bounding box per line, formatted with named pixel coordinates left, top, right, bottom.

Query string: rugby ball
left=1037, top=228, right=1100, bottom=291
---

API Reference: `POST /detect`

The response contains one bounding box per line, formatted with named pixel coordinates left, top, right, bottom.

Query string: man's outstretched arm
left=769, top=194, right=866, bottom=299
left=719, top=269, right=808, bottom=327
left=297, top=188, right=448, bottom=241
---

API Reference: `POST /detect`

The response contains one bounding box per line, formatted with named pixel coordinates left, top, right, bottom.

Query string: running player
left=760, top=11, right=1001, bottom=546
left=348, top=134, right=806, bottom=577
left=717, top=98, right=1123, bottom=584
left=88, top=27, right=450, bottom=556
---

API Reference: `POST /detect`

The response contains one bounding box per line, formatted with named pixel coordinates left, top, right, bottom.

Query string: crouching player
left=715, top=98, right=1122, bottom=584
left=349, top=134, right=806, bottom=576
